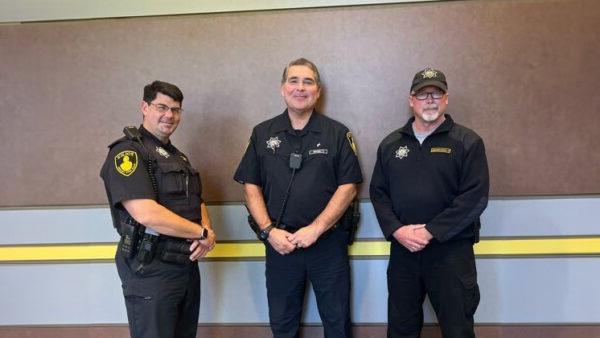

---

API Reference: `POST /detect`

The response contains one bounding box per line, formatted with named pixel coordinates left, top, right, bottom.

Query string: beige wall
left=1, top=0, right=599, bottom=207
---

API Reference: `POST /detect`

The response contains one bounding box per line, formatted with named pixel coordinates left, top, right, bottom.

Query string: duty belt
left=156, top=237, right=195, bottom=265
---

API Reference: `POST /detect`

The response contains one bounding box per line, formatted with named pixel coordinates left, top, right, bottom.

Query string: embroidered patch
left=421, top=68, right=438, bottom=79
left=309, top=149, right=329, bottom=155
left=266, top=136, right=281, bottom=153
left=114, top=150, right=138, bottom=177
left=346, top=132, right=358, bottom=155
left=431, top=147, right=452, bottom=154
left=156, top=146, right=170, bottom=158
left=395, top=146, right=410, bottom=159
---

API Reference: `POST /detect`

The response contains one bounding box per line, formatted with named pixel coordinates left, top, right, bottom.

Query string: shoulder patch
left=114, top=150, right=138, bottom=177
left=346, top=132, right=358, bottom=155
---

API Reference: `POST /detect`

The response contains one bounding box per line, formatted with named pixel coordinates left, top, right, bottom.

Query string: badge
left=266, top=136, right=281, bottom=153
left=156, top=146, right=170, bottom=158
left=421, top=68, right=438, bottom=79
left=346, top=132, right=358, bottom=155
left=114, top=150, right=138, bottom=177
left=431, top=147, right=452, bottom=154
left=395, top=145, right=410, bottom=159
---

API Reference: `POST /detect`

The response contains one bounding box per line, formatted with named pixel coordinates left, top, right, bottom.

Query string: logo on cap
left=421, top=68, right=438, bottom=79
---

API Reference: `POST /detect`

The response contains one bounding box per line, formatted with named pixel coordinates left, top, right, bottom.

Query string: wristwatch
left=198, top=226, right=208, bottom=240
left=258, top=224, right=274, bottom=241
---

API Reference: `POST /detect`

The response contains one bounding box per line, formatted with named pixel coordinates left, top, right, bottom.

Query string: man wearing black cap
left=370, top=68, right=489, bottom=338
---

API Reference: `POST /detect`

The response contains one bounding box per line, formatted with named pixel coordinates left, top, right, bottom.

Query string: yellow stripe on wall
left=1, top=237, right=600, bottom=263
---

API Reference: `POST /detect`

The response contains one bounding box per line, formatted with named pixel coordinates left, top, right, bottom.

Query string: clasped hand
left=393, top=224, right=432, bottom=252
left=268, top=224, right=322, bottom=255
left=188, top=228, right=216, bottom=261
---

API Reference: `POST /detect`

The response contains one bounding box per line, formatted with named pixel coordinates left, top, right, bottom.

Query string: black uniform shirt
left=370, top=115, right=489, bottom=243
left=100, top=126, right=203, bottom=224
left=234, top=110, right=363, bottom=228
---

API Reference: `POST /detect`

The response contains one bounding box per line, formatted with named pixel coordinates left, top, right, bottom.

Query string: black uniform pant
left=115, top=247, right=201, bottom=338
left=387, top=239, right=479, bottom=338
left=265, top=229, right=352, bottom=338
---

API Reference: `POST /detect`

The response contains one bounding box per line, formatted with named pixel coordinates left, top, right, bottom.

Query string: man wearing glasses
left=100, top=80, right=215, bottom=338
left=370, top=68, right=489, bottom=338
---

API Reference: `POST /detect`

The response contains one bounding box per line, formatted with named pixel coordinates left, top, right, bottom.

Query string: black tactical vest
left=138, top=137, right=203, bottom=224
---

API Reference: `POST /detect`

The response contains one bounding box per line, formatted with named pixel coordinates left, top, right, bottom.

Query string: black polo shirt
left=234, top=110, right=363, bottom=228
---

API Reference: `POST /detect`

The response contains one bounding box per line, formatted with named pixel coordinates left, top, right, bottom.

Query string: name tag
left=309, top=149, right=328, bottom=155
left=430, top=147, right=452, bottom=154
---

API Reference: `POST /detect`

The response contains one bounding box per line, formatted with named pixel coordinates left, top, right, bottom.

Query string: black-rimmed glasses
left=149, top=102, right=184, bottom=114
left=413, top=91, right=445, bottom=101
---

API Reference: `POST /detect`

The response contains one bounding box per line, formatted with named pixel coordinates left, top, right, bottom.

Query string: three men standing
left=102, top=66, right=488, bottom=338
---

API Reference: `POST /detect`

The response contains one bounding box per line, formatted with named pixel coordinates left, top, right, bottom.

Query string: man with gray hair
left=370, top=68, right=489, bottom=338
left=235, top=58, right=362, bottom=338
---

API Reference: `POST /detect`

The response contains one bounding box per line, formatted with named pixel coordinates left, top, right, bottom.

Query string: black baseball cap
left=410, top=67, right=447, bottom=93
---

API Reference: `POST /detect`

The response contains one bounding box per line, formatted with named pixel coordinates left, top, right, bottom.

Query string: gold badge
left=422, top=68, right=438, bottom=79
left=114, top=150, right=138, bottom=177
left=346, top=132, right=358, bottom=155
left=430, top=147, right=451, bottom=154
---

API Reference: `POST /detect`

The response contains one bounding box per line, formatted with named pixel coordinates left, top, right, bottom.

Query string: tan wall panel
left=1, top=0, right=599, bottom=206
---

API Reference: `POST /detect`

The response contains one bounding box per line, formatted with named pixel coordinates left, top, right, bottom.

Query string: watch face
left=259, top=226, right=272, bottom=241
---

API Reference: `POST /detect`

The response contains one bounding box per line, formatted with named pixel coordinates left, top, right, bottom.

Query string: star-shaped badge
left=395, top=145, right=410, bottom=159
left=266, top=137, right=281, bottom=153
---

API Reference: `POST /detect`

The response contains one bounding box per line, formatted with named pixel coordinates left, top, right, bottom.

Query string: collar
left=399, top=114, right=454, bottom=136
left=272, top=109, right=323, bottom=134
left=139, top=125, right=173, bottom=148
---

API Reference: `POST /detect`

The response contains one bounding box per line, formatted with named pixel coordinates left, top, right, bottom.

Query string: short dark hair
left=143, top=80, right=184, bottom=104
left=281, top=58, right=321, bottom=87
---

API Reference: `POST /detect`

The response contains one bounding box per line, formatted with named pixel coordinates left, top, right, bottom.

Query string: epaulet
left=108, top=136, right=129, bottom=149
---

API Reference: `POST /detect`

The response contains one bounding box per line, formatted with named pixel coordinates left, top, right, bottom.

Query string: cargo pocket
left=122, top=279, right=153, bottom=301
left=459, top=274, right=480, bottom=317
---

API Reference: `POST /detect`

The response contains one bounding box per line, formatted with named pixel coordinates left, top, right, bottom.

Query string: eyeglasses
left=412, top=91, right=445, bottom=101
left=149, top=102, right=184, bottom=114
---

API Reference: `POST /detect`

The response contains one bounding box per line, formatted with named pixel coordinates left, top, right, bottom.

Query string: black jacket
left=369, top=115, right=489, bottom=243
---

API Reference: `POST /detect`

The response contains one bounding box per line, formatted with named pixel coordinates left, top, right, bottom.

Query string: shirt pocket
left=158, top=162, right=189, bottom=198
left=304, top=146, right=333, bottom=171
